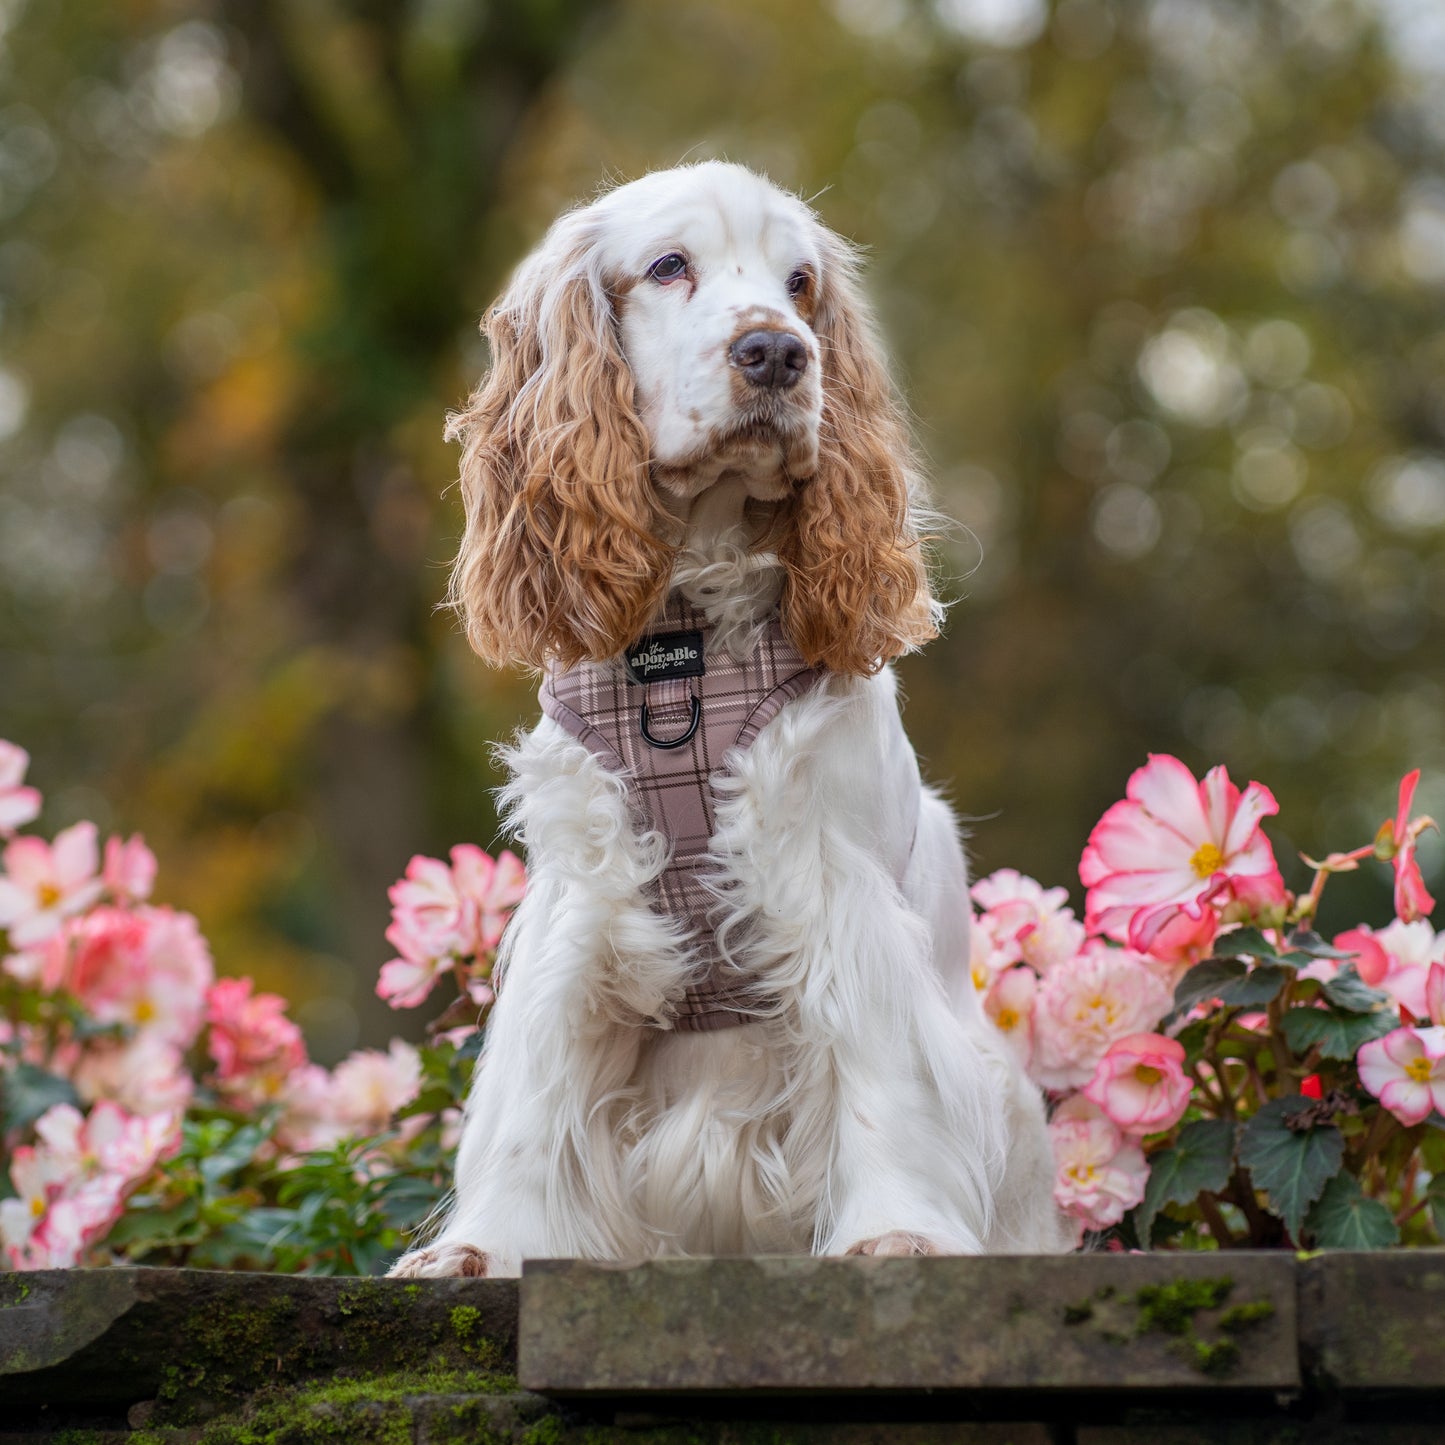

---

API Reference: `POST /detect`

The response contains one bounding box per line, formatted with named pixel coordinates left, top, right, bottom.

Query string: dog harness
left=539, top=593, right=826, bottom=1031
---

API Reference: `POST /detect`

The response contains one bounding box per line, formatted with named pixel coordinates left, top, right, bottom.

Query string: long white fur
left=390, top=164, right=1068, bottom=1277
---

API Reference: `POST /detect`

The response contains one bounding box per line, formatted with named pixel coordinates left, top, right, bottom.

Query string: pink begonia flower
left=386, top=851, right=479, bottom=963
left=102, top=834, right=157, bottom=904
left=1383, top=769, right=1436, bottom=924
left=70, top=1032, right=195, bottom=1117
left=1428, top=962, right=1445, bottom=1027
left=376, top=949, right=449, bottom=1011
left=451, top=846, right=527, bottom=952
left=1357, top=1025, right=1445, bottom=1127
left=970, top=869, right=1086, bottom=976
left=984, top=965, right=1037, bottom=1066
left=1048, top=1095, right=1149, bottom=1235
left=276, top=1064, right=350, bottom=1154
left=1333, top=920, right=1445, bottom=1020
left=58, top=906, right=213, bottom=1048
left=1080, top=755, right=1286, bottom=958
left=1084, top=1032, right=1192, bottom=1136
left=0, top=1101, right=179, bottom=1270
left=0, top=821, right=105, bottom=948
left=1030, top=940, right=1175, bottom=1091
left=329, top=1040, right=422, bottom=1134
left=0, top=741, right=42, bottom=837
left=205, top=976, right=307, bottom=1105
left=1138, top=905, right=1218, bottom=971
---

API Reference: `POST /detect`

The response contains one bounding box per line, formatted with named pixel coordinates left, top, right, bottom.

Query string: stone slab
left=0, top=1268, right=517, bottom=1412
left=519, top=1254, right=1300, bottom=1396
left=1300, top=1250, right=1445, bottom=1391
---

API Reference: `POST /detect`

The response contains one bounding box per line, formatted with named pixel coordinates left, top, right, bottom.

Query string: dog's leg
left=388, top=722, right=691, bottom=1278
left=711, top=674, right=1046, bottom=1258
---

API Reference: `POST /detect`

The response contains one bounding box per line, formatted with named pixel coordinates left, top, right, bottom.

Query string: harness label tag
left=625, top=630, right=706, bottom=685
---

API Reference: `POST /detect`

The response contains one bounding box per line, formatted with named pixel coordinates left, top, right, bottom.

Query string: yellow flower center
left=37, top=883, right=62, bottom=909
left=30, top=1196, right=45, bottom=1218
left=1190, top=843, right=1225, bottom=879
left=996, top=1008, right=1019, bottom=1031
left=971, top=963, right=990, bottom=993
left=134, top=998, right=155, bottom=1024
left=1068, top=1163, right=1096, bottom=1183
left=1406, top=1056, right=1434, bottom=1084
left=1135, top=1064, right=1163, bottom=1086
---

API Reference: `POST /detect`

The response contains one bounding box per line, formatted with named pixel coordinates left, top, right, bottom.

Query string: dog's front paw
left=845, top=1231, right=939, bottom=1257
left=387, top=1243, right=493, bottom=1278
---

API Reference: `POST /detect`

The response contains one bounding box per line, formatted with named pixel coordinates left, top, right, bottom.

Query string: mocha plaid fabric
left=540, top=593, right=825, bottom=1031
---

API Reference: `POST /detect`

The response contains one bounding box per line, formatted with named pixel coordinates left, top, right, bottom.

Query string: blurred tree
left=1, top=0, right=1441, bottom=1055
left=0, top=0, right=612, bottom=1056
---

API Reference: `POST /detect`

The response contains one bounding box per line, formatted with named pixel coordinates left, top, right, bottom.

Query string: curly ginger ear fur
left=445, top=236, right=675, bottom=671
left=775, top=231, right=940, bottom=677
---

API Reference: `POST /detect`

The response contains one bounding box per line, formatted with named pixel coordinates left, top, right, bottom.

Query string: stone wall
left=1, top=1254, right=1441, bottom=1443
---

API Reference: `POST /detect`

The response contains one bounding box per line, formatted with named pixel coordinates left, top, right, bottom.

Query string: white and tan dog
left=391, top=162, right=1068, bottom=1278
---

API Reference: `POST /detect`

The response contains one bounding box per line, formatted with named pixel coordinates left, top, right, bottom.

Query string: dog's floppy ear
left=446, top=224, right=674, bottom=670
left=777, top=229, right=939, bottom=677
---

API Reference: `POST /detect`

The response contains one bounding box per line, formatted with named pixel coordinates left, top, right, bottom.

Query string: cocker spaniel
left=390, top=162, right=1068, bottom=1278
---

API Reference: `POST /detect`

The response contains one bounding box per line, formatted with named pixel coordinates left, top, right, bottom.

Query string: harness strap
left=541, top=595, right=825, bottom=1030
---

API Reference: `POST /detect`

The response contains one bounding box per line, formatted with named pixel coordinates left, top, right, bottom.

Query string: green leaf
left=1237, top=1095, right=1345, bottom=1239
left=1174, top=960, right=1293, bottom=1014
left=1210, top=927, right=1287, bottom=961
left=1279, top=1005, right=1396, bottom=1062
left=1134, top=1118, right=1237, bottom=1246
left=1285, top=930, right=1357, bottom=962
left=198, top=1121, right=272, bottom=1191
left=0, top=1063, right=81, bottom=1133
left=1321, top=964, right=1392, bottom=1015
left=1428, top=1177, right=1445, bottom=1243
left=1306, top=1173, right=1400, bottom=1250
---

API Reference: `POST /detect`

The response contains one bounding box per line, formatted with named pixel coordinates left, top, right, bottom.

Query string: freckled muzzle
left=729, top=329, right=809, bottom=391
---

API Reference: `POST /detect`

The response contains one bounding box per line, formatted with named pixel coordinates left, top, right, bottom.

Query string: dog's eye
left=787, top=270, right=812, bottom=297
left=648, top=253, right=688, bottom=283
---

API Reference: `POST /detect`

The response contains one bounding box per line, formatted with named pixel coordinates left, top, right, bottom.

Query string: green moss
left=520, top=1417, right=567, bottom=1445
left=1190, top=1336, right=1242, bottom=1377
left=186, top=1367, right=518, bottom=1445
left=1062, top=1299, right=1094, bottom=1325
left=1219, top=1300, right=1275, bottom=1334
left=1134, top=1277, right=1234, bottom=1336
left=0, top=1277, right=31, bottom=1306
left=451, top=1303, right=482, bottom=1345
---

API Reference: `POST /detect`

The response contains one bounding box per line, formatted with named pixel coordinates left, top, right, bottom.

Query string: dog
left=389, top=162, right=1068, bottom=1278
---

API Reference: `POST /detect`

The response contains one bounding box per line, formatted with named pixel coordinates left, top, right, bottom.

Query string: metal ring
left=640, top=696, right=701, bottom=750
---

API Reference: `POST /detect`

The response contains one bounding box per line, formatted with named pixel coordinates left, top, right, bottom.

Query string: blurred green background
left=2, top=0, right=1442, bottom=1060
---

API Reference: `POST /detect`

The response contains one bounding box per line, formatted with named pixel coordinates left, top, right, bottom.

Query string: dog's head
left=447, top=162, right=937, bottom=675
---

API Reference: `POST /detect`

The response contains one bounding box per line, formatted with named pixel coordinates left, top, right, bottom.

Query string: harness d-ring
left=640, top=695, right=701, bottom=750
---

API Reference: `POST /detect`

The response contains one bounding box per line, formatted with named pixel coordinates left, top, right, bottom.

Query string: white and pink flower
left=329, top=1040, right=422, bottom=1134
left=1030, top=940, right=1174, bottom=1091
left=57, top=905, right=213, bottom=1047
left=983, top=965, right=1038, bottom=1066
left=1382, top=770, right=1436, bottom=924
left=0, top=741, right=42, bottom=837
left=0, top=821, right=105, bottom=948
left=205, top=976, right=308, bottom=1106
left=1048, top=1095, right=1150, bottom=1235
left=1357, top=1025, right=1445, bottom=1126
left=102, top=834, right=157, bottom=904
left=452, top=846, right=526, bottom=953
left=971, top=869, right=1086, bottom=976
left=0, top=1101, right=179, bottom=1270
left=1333, top=920, right=1445, bottom=1020
left=1084, top=1032, right=1192, bottom=1135
left=1080, top=755, right=1285, bottom=959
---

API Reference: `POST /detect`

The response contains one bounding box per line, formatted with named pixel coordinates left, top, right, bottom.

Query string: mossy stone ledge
left=1, top=1254, right=1443, bottom=1443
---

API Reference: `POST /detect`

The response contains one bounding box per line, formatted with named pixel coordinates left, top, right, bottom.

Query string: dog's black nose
left=730, top=329, right=808, bottom=390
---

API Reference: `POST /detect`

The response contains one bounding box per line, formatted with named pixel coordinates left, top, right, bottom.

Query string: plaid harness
left=539, top=594, right=826, bottom=1031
